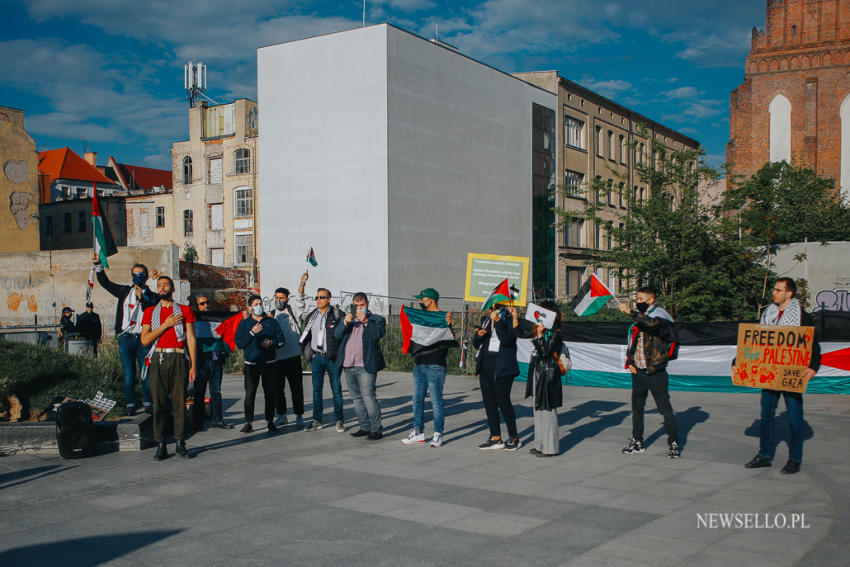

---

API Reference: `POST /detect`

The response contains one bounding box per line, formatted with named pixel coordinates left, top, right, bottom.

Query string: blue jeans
left=412, top=364, right=446, bottom=434
left=118, top=333, right=151, bottom=409
left=344, top=366, right=382, bottom=432
left=311, top=354, right=343, bottom=423
left=759, top=389, right=804, bottom=463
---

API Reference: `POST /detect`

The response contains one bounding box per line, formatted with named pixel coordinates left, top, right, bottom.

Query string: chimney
left=84, top=151, right=97, bottom=166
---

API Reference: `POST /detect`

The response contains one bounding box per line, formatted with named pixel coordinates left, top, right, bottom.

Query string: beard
left=159, top=292, right=173, bottom=301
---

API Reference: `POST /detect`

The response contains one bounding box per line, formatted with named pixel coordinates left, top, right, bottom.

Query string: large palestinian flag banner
left=516, top=312, right=850, bottom=394
left=400, top=305, right=458, bottom=355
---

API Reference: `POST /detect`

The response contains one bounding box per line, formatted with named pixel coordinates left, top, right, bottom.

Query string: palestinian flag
left=526, top=302, right=557, bottom=329
left=91, top=181, right=118, bottom=268
left=569, top=273, right=615, bottom=317
left=214, top=312, right=244, bottom=353
left=482, top=278, right=518, bottom=311
left=400, top=305, right=457, bottom=354
left=306, top=247, right=318, bottom=267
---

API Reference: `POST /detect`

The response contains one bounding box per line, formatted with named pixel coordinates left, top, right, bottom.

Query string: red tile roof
left=114, top=161, right=172, bottom=191
left=38, top=147, right=113, bottom=186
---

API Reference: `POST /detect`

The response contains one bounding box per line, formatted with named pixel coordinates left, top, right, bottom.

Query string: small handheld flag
left=569, top=273, right=615, bottom=317
left=399, top=305, right=457, bottom=354
left=306, top=247, right=318, bottom=267
left=91, top=181, right=118, bottom=268
left=482, top=278, right=518, bottom=311
left=525, top=302, right=557, bottom=329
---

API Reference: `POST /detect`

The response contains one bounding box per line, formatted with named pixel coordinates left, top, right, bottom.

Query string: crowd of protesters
left=85, top=255, right=820, bottom=473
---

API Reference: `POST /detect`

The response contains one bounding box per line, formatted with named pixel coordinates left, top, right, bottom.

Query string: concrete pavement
left=1, top=370, right=849, bottom=566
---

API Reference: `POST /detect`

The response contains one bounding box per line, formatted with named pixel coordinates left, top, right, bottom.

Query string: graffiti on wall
left=813, top=289, right=850, bottom=313
left=7, top=292, right=37, bottom=312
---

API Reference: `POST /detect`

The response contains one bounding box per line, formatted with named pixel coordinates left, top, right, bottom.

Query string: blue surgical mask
left=252, top=305, right=264, bottom=316
left=132, top=273, right=147, bottom=286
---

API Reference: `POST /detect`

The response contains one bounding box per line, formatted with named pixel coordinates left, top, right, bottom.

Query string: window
left=618, top=182, right=625, bottom=208
left=619, top=135, right=627, bottom=163
left=183, top=209, right=193, bottom=237
left=235, top=233, right=253, bottom=264
left=633, top=185, right=639, bottom=203
left=77, top=211, right=86, bottom=232
left=608, top=131, right=615, bottom=159
left=608, top=269, right=616, bottom=291
left=564, top=170, right=584, bottom=197
left=565, top=117, right=585, bottom=149
left=639, top=143, right=645, bottom=164
left=769, top=95, right=791, bottom=163
left=594, top=175, right=601, bottom=202
left=595, top=126, right=603, bottom=155
left=183, top=157, right=193, bottom=185
left=234, top=187, right=253, bottom=217
left=155, top=206, right=165, bottom=228
left=209, top=203, right=223, bottom=230
left=565, top=220, right=584, bottom=248
left=606, top=179, right=614, bottom=206
left=62, top=212, right=72, bottom=233
left=841, top=95, right=850, bottom=199
left=208, top=157, right=222, bottom=184
left=235, top=149, right=250, bottom=174
left=566, top=267, right=584, bottom=297
left=594, top=223, right=601, bottom=249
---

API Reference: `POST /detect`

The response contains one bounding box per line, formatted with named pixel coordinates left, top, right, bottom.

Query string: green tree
left=556, top=138, right=765, bottom=322
left=721, top=161, right=850, bottom=246
left=183, top=241, right=198, bottom=263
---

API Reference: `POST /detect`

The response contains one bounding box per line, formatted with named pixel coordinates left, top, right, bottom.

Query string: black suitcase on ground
left=56, top=401, right=94, bottom=459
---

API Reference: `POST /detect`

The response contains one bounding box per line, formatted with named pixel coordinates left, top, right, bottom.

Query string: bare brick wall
left=727, top=0, right=850, bottom=183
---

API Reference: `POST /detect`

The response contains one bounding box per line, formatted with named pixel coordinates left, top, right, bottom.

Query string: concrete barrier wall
left=0, top=245, right=180, bottom=333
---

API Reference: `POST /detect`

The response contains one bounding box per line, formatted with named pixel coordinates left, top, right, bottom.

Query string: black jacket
left=300, top=306, right=345, bottom=363
left=95, top=268, right=159, bottom=334
left=525, top=329, right=564, bottom=411
left=334, top=312, right=387, bottom=373
left=75, top=311, right=102, bottom=342
left=626, top=311, right=676, bottom=374
left=473, top=312, right=519, bottom=379
left=235, top=316, right=285, bottom=364
left=60, top=315, right=76, bottom=336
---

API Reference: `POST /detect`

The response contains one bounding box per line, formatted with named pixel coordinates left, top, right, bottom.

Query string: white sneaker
left=401, top=430, right=426, bottom=445
left=336, top=420, right=345, bottom=432
left=430, top=433, right=443, bottom=448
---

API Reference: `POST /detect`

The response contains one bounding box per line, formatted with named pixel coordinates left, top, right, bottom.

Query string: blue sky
left=1, top=0, right=764, bottom=171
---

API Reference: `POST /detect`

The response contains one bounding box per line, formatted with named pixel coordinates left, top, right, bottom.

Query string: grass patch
left=0, top=340, right=127, bottom=419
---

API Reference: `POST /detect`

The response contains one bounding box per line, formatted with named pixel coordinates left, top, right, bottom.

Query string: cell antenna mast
left=184, top=61, right=207, bottom=108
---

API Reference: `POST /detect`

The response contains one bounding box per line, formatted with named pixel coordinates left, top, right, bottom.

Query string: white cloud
left=662, top=86, right=699, bottom=100
left=579, top=78, right=633, bottom=99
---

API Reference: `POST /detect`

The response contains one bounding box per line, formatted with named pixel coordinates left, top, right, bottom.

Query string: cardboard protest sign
left=732, top=323, right=815, bottom=393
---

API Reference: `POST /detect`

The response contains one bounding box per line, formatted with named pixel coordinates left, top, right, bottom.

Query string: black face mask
left=636, top=302, right=649, bottom=313
left=419, top=301, right=428, bottom=310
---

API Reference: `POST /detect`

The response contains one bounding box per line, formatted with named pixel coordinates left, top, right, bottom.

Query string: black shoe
left=350, top=429, right=371, bottom=437
left=744, top=455, right=772, bottom=469
left=668, top=441, right=681, bottom=459
left=175, top=440, right=191, bottom=458
left=529, top=448, right=540, bottom=456
left=504, top=437, right=521, bottom=451
left=780, top=460, right=801, bottom=474
left=240, top=423, right=253, bottom=433
left=368, top=431, right=383, bottom=440
left=478, top=437, right=506, bottom=450
left=622, top=438, right=645, bottom=454
left=536, top=451, right=557, bottom=457
left=153, top=442, right=168, bottom=461
left=266, top=421, right=278, bottom=432
left=127, top=406, right=137, bottom=417
left=210, top=421, right=234, bottom=429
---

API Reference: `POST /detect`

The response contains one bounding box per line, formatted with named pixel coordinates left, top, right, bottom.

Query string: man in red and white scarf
left=141, top=276, right=197, bottom=461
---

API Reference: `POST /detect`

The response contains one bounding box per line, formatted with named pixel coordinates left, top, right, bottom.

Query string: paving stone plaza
left=1, top=371, right=849, bottom=566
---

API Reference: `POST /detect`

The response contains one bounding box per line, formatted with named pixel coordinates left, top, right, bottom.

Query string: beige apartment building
left=515, top=72, right=700, bottom=300
left=127, top=99, right=258, bottom=272
left=0, top=106, right=40, bottom=253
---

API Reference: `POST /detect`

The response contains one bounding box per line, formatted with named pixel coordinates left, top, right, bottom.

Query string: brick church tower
left=727, top=0, right=850, bottom=197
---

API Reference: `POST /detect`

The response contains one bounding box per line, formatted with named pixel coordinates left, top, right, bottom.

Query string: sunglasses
left=198, top=301, right=209, bottom=306
left=315, top=295, right=330, bottom=300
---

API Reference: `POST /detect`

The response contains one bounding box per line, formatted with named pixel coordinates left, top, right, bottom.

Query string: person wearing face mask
left=91, top=252, right=160, bottom=415
left=235, top=295, right=286, bottom=433
left=295, top=279, right=345, bottom=432
left=267, top=274, right=308, bottom=428
left=618, top=286, right=680, bottom=459
left=141, top=276, right=198, bottom=461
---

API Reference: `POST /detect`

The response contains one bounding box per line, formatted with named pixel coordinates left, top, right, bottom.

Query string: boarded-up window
left=209, top=158, right=222, bottom=184
left=210, top=248, right=224, bottom=266
left=209, top=203, right=223, bottom=230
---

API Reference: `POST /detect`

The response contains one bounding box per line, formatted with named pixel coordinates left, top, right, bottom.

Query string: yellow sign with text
left=732, top=323, right=815, bottom=393
left=464, top=253, right=529, bottom=307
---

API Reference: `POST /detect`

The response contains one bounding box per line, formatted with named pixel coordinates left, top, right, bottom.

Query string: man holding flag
left=400, top=288, right=456, bottom=448
left=618, top=287, right=680, bottom=459
left=91, top=188, right=159, bottom=415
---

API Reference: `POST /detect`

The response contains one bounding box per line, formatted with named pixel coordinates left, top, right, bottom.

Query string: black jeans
left=268, top=357, right=304, bottom=416
left=243, top=363, right=275, bottom=424
left=631, top=369, right=678, bottom=444
left=479, top=369, right=518, bottom=440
